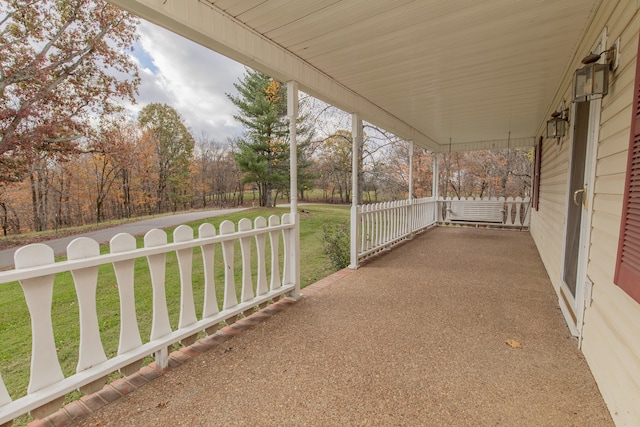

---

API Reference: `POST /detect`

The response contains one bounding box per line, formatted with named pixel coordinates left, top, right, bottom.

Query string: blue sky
left=128, top=20, right=247, bottom=143
left=131, top=40, right=158, bottom=74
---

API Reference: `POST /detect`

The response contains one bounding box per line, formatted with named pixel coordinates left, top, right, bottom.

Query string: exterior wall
left=530, top=1, right=640, bottom=425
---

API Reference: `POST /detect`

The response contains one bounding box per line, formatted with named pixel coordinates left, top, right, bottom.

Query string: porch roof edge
left=435, top=137, right=536, bottom=153
left=106, top=0, right=442, bottom=151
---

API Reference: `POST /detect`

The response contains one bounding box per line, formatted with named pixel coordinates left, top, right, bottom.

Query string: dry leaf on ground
left=506, top=339, right=523, bottom=349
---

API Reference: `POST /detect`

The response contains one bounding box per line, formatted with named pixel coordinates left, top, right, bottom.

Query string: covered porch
left=41, top=227, right=611, bottom=426
left=2, top=0, right=636, bottom=424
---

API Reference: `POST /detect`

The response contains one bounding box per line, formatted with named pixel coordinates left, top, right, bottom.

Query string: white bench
left=447, top=200, right=505, bottom=223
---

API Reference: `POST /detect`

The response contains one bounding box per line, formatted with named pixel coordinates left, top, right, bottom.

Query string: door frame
left=558, top=29, right=607, bottom=339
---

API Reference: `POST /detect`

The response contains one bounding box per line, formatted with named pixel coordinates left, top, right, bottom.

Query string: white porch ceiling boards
left=107, top=0, right=602, bottom=152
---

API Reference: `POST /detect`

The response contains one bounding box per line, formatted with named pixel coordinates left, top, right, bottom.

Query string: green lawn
left=0, top=204, right=349, bottom=424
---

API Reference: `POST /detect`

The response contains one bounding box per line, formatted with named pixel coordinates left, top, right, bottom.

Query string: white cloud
left=128, top=20, right=247, bottom=143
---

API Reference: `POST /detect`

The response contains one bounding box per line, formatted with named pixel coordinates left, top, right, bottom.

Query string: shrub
left=322, top=221, right=350, bottom=270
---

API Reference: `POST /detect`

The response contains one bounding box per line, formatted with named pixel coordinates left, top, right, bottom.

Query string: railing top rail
left=0, top=222, right=293, bottom=284
left=437, top=196, right=530, bottom=201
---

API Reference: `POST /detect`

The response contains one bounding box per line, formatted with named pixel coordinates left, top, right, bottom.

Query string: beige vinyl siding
left=531, top=1, right=640, bottom=425
left=532, top=136, right=570, bottom=290
left=584, top=8, right=640, bottom=419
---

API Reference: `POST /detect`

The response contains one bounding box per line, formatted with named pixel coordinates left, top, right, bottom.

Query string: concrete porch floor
left=43, top=227, right=612, bottom=426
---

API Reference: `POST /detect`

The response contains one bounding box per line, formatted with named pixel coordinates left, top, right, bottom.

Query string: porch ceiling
left=109, top=0, right=602, bottom=152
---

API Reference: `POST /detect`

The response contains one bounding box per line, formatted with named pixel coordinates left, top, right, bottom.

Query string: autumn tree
left=362, top=127, right=414, bottom=201
left=193, top=137, right=245, bottom=208
left=438, top=149, right=532, bottom=198
left=138, top=103, right=195, bottom=213
left=87, top=117, right=138, bottom=222
left=0, top=0, right=140, bottom=184
left=412, top=145, right=433, bottom=198
left=112, top=130, right=154, bottom=216
left=0, top=186, right=20, bottom=235
left=314, top=130, right=353, bottom=203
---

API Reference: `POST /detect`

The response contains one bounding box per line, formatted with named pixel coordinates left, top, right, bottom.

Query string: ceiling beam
left=447, top=137, right=536, bottom=153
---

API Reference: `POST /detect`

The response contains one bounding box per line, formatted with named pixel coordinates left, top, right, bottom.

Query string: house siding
left=530, top=1, right=640, bottom=425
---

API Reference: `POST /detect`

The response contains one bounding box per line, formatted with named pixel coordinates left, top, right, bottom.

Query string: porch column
left=432, top=154, right=440, bottom=223
left=349, top=113, right=363, bottom=269
left=408, top=141, right=414, bottom=235
left=287, top=81, right=301, bottom=298
left=409, top=141, right=414, bottom=200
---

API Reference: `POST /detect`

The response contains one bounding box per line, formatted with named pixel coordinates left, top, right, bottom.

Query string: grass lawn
left=0, top=204, right=349, bottom=425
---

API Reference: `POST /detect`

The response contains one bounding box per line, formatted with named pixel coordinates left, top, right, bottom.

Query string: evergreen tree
left=227, top=69, right=291, bottom=207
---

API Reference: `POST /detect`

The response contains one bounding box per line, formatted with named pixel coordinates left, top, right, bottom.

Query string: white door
left=560, top=99, right=599, bottom=338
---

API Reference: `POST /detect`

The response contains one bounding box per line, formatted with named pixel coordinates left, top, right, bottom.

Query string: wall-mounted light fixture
left=573, top=39, right=619, bottom=102
left=546, top=110, right=568, bottom=141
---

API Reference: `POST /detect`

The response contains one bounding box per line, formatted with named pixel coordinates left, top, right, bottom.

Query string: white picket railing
left=0, top=214, right=297, bottom=425
left=352, top=196, right=530, bottom=265
left=355, top=197, right=437, bottom=261
left=437, top=196, right=531, bottom=228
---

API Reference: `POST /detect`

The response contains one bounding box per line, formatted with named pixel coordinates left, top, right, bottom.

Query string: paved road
left=0, top=208, right=247, bottom=270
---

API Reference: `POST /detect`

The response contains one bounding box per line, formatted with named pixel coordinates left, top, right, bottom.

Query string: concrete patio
left=37, top=227, right=612, bottom=426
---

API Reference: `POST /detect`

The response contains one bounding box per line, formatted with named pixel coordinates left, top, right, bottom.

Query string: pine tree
left=227, top=69, right=291, bottom=207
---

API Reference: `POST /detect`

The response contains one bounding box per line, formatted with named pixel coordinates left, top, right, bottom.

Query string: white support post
left=409, top=141, right=414, bottom=200
left=287, top=81, right=301, bottom=299
left=408, top=141, right=414, bottom=235
left=432, top=154, right=440, bottom=223
left=349, top=113, right=362, bottom=269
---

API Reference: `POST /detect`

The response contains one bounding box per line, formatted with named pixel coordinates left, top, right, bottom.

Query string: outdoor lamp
left=546, top=111, right=567, bottom=140
left=573, top=42, right=618, bottom=102
left=573, top=62, right=609, bottom=102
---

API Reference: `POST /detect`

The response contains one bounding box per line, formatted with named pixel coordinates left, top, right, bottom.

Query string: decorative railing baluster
left=198, top=223, right=219, bottom=319
left=219, top=220, right=238, bottom=311
left=174, top=226, right=197, bottom=328
left=110, top=233, right=143, bottom=376
left=376, top=205, right=382, bottom=247
left=268, top=215, right=281, bottom=291
left=68, top=237, right=108, bottom=395
left=254, top=217, right=268, bottom=297
left=0, top=374, right=10, bottom=408
left=144, top=229, right=172, bottom=369
left=282, top=213, right=292, bottom=287
left=361, top=205, right=368, bottom=251
left=238, top=218, right=255, bottom=315
left=14, top=244, right=65, bottom=417
left=174, top=225, right=198, bottom=346
left=514, top=197, right=524, bottom=227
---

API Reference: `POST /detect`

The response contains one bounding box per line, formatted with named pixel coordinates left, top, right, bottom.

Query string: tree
left=227, top=69, right=289, bottom=207
left=138, top=103, right=195, bottom=213
left=87, top=117, right=138, bottom=222
left=412, top=146, right=433, bottom=198
left=315, top=130, right=353, bottom=203
left=437, top=149, right=532, bottom=199
left=192, top=136, right=244, bottom=209
left=0, top=0, right=140, bottom=183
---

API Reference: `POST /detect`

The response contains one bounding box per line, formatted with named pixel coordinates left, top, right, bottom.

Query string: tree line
left=0, top=0, right=532, bottom=235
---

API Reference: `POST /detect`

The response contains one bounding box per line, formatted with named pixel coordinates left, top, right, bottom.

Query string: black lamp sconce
left=573, top=38, right=620, bottom=102
left=546, top=102, right=569, bottom=141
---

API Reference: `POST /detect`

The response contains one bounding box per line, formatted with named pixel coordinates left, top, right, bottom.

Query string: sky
left=127, top=20, right=247, bottom=143
left=125, top=19, right=354, bottom=146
